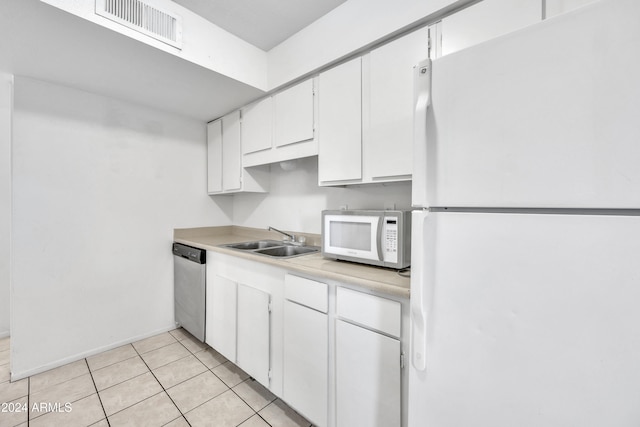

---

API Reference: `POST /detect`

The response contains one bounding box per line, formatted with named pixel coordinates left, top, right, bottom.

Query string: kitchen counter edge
left=173, top=228, right=410, bottom=299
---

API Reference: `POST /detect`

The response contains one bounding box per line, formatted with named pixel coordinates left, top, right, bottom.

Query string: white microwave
left=321, top=210, right=411, bottom=269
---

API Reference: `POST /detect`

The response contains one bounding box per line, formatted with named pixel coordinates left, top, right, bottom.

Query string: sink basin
left=224, top=240, right=282, bottom=250
left=221, top=240, right=319, bottom=259
left=254, top=245, right=319, bottom=258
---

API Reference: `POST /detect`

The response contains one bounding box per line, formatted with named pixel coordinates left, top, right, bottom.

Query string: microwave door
left=375, top=215, right=384, bottom=262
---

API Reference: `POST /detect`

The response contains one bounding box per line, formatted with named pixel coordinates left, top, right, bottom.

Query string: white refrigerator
left=408, top=0, right=640, bottom=426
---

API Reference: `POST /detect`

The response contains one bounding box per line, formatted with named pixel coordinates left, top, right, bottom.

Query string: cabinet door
left=365, top=27, right=429, bottom=180
left=242, top=98, right=273, bottom=155
left=222, top=111, right=242, bottom=191
left=274, top=79, right=314, bottom=148
left=438, top=0, right=541, bottom=57
left=207, top=120, right=222, bottom=194
left=318, top=57, right=362, bottom=183
left=545, top=0, right=596, bottom=18
left=237, top=284, right=270, bottom=385
left=206, top=274, right=237, bottom=362
left=283, top=300, right=328, bottom=427
left=336, top=320, right=401, bottom=427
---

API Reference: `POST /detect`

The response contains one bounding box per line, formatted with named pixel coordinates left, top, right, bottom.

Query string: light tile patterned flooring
left=0, top=329, right=312, bottom=427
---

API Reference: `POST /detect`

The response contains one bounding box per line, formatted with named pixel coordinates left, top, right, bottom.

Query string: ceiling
left=0, top=0, right=349, bottom=121
left=0, top=0, right=264, bottom=121
left=170, top=0, right=348, bottom=51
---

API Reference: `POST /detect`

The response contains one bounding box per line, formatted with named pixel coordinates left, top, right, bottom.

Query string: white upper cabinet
left=222, top=111, right=242, bottom=192
left=243, top=78, right=318, bottom=167
left=431, top=0, right=542, bottom=58
left=318, top=28, right=429, bottom=186
left=318, top=57, right=363, bottom=184
left=207, top=111, right=269, bottom=195
left=242, top=97, right=273, bottom=155
left=364, top=26, right=429, bottom=181
left=207, top=120, right=223, bottom=194
left=545, top=0, right=597, bottom=18
left=274, top=79, right=315, bottom=148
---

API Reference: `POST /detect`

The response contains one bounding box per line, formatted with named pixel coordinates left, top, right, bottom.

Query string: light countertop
left=174, top=226, right=410, bottom=299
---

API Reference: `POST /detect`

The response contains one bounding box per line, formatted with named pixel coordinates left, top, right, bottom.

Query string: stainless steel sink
left=254, top=245, right=318, bottom=258
left=224, top=240, right=282, bottom=250
left=221, top=240, right=319, bottom=259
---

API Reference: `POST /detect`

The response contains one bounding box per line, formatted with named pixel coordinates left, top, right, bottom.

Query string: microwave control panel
left=383, top=217, right=398, bottom=263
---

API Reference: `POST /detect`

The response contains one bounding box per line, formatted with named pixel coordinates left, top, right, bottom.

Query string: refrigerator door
left=409, top=211, right=640, bottom=427
left=422, top=0, right=640, bottom=209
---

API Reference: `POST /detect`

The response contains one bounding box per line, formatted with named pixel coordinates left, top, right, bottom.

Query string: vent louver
left=96, top=0, right=182, bottom=49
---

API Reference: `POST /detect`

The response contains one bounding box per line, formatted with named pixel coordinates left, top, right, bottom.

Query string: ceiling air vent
left=95, top=0, right=182, bottom=49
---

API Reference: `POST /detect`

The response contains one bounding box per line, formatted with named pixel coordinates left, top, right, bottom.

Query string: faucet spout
left=268, top=226, right=296, bottom=242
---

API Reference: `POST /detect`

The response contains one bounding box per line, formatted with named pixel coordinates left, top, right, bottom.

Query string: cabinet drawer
left=336, top=287, right=401, bottom=338
left=284, top=274, right=328, bottom=313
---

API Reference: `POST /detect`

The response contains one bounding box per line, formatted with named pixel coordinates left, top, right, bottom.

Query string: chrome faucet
left=268, top=226, right=301, bottom=244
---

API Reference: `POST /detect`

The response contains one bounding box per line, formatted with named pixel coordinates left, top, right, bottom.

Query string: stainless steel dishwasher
left=172, top=243, right=206, bottom=342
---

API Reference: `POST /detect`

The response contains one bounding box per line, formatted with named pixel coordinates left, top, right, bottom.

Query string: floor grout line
left=84, top=358, right=111, bottom=427
left=131, top=338, right=193, bottom=427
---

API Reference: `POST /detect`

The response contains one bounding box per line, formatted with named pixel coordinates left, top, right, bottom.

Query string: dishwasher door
left=173, top=243, right=206, bottom=342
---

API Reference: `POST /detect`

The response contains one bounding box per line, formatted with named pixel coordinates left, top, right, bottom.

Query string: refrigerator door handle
left=412, top=59, right=432, bottom=209
left=410, top=210, right=431, bottom=372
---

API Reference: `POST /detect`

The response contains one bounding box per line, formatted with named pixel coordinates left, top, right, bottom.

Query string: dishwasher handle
left=172, top=243, right=206, bottom=264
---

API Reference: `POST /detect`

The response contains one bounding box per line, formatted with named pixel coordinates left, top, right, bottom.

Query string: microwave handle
left=376, top=217, right=384, bottom=262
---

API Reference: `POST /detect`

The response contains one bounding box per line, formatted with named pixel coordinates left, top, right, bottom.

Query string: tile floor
left=0, top=329, right=313, bottom=427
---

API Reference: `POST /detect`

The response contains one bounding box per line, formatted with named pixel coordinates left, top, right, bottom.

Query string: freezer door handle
left=410, top=211, right=430, bottom=371
left=412, top=59, right=432, bottom=209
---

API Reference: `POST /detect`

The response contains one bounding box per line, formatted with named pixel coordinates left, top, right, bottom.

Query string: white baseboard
left=10, top=323, right=177, bottom=381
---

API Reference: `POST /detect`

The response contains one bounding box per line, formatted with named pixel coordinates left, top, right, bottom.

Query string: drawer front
left=284, top=274, right=329, bottom=313
left=336, top=287, right=401, bottom=338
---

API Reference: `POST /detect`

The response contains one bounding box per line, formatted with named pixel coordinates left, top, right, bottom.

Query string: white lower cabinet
left=335, top=286, right=402, bottom=427
left=205, top=253, right=279, bottom=393
left=283, top=275, right=329, bottom=427
left=335, top=320, right=401, bottom=427
left=237, top=284, right=271, bottom=385
left=206, top=274, right=237, bottom=362
left=205, top=255, right=407, bottom=427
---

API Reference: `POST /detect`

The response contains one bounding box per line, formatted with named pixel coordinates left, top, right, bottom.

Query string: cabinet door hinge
left=400, top=352, right=406, bottom=369
left=268, top=301, right=272, bottom=313
left=268, top=369, right=272, bottom=379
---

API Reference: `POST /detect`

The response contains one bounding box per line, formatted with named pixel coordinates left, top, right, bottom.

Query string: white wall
left=233, top=157, right=411, bottom=234
left=0, top=74, right=11, bottom=338
left=10, top=77, right=232, bottom=379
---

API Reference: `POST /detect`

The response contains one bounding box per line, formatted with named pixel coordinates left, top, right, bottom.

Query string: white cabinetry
left=318, top=57, right=362, bottom=184
left=364, top=27, right=429, bottom=181
left=205, top=253, right=281, bottom=393
left=206, top=119, right=223, bottom=193
left=207, top=111, right=269, bottom=195
left=243, top=78, right=317, bottom=167
left=274, top=79, right=315, bottom=148
left=206, top=274, right=237, bottom=361
left=283, top=275, right=328, bottom=427
left=237, top=284, right=271, bottom=385
left=205, top=252, right=408, bottom=426
left=318, top=28, right=429, bottom=185
left=335, top=287, right=402, bottom=427
left=241, top=97, right=272, bottom=155
left=430, top=0, right=541, bottom=58
left=545, top=0, right=597, bottom=18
